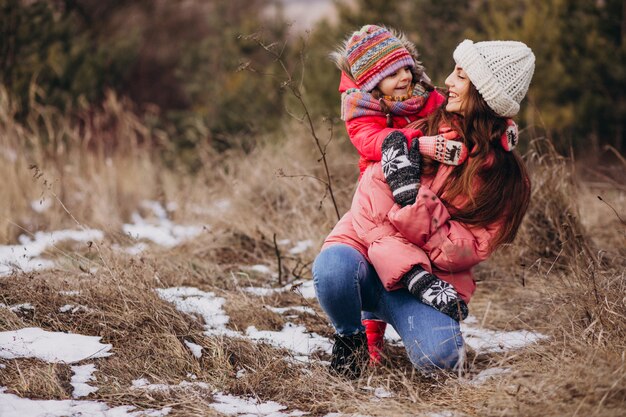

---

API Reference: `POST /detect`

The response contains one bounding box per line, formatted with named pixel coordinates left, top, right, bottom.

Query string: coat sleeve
left=346, top=116, right=422, bottom=163
left=350, top=163, right=431, bottom=290
left=387, top=186, right=502, bottom=273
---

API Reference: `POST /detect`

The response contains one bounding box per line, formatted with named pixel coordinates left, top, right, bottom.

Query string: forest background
left=2, top=0, right=625, bottom=166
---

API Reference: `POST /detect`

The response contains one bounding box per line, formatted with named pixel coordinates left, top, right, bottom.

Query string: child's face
left=444, top=65, right=470, bottom=115
left=377, top=66, right=413, bottom=97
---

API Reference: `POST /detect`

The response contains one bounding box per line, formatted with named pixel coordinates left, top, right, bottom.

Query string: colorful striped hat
left=346, top=25, right=415, bottom=92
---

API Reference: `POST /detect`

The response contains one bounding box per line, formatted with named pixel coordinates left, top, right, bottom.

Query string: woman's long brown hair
left=416, top=84, right=531, bottom=249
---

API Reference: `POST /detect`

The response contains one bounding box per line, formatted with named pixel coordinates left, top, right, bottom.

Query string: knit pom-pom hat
left=453, top=39, right=535, bottom=117
left=346, top=25, right=415, bottom=92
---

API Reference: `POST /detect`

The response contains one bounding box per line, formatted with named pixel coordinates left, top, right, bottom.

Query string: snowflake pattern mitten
left=401, top=265, right=469, bottom=321
left=381, top=131, right=420, bottom=206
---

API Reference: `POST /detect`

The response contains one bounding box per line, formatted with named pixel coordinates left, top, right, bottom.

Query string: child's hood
left=339, top=72, right=359, bottom=93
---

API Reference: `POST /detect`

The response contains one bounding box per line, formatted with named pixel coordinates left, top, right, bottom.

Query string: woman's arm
left=387, top=185, right=502, bottom=272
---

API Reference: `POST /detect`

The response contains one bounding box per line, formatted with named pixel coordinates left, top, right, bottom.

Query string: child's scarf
left=341, top=84, right=431, bottom=122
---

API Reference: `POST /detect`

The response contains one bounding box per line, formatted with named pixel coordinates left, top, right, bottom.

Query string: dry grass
left=1, top=90, right=625, bottom=416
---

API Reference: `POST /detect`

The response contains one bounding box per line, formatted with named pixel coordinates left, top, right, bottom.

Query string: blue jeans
left=312, top=244, right=464, bottom=371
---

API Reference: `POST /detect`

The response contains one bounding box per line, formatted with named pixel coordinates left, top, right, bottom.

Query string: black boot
left=329, top=332, right=368, bottom=378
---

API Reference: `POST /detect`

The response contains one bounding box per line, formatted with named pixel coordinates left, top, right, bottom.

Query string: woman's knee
left=406, top=326, right=464, bottom=371
left=313, top=245, right=362, bottom=288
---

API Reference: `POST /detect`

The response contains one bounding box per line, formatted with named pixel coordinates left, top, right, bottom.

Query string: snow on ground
left=155, top=287, right=240, bottom=337
left=0, top=388, right=171, bottom=417
left=122, top=200, right=204, bottom=248
left=243, top=280, right=316, bottom=299
left=209, top=392, right=306, bottom=417
left=246, top=323, right=333, bottom=361
left=31, top=198, right=52, bottom=213
left=384, top=316, right=547, bottom=355
left=0, top=228, right=103, bottom=276
left=0, top=327, right=112, bottom=363
left=288, top=240, right=313, bottom=255
left=1, top=200, right=204, bottom=273
left=184, top=340, right=203, bottom=358
left=131, top=378, right=210, bottom=392
left=460, top=316, right=548, bottom=354
left=71, top=364, right=99, bottom=398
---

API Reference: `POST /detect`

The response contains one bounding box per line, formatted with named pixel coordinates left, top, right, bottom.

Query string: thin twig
left=273, top=233, right=283, bottom=286
left=597, top=195, right=626, bottom=226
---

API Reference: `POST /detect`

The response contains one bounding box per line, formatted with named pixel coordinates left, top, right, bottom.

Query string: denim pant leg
left=312, top=244, right=382, bottom=335
left=375, top=288, right=464, bottom=371
left=312, top=244, right=463, bottom=371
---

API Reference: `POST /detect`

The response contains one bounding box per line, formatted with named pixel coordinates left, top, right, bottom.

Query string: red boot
left=363, top=319, right=387, bottom=365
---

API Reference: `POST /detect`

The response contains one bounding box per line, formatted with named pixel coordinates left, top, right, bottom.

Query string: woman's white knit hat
left=453, top=39, right=535, bottom=117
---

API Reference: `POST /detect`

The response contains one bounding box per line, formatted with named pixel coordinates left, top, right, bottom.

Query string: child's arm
left=346, top=115, right=422, bottom=162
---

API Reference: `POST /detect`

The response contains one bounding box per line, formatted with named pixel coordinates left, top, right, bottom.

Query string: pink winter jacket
left=323, top=158, right=503, bottom=304
left=340, top=73, right=446, bottom=178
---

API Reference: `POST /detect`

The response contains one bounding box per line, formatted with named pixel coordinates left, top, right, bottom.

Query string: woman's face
left=377, top=66, right=413, bottom=97
left=445, top=65, right=470, bottom=115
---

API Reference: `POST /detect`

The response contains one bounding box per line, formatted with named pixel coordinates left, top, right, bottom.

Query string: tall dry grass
left=0, top=85, right=625, bottom=416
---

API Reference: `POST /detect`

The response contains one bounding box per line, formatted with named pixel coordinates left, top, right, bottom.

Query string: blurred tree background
left=1, top=0, right=624, bottom=164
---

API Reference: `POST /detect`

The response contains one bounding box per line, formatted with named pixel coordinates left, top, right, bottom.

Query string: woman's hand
left=401, top=265, right=469, bottom=321
left=381, top=131, right=422, bottom=206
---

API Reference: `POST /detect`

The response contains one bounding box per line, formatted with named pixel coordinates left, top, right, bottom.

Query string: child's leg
left=362, top=311, right=387, bottom=365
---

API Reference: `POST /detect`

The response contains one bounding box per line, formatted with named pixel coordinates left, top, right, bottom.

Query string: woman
left=313, top=39, right=535, bottom=377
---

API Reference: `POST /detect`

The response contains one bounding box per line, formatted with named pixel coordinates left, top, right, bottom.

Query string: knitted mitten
left=401, top=265, right=469, bottom=321
left=381, top=131, right=421, bottom=206
left=501, top=119, right=519, bottom=151
left=363, top=319, right=387, bottom=365
left=418, top=131, right=468, bottom=165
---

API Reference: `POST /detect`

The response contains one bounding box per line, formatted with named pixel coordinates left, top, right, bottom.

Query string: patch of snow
left=0, top=327, right=112, bottom=363
left=288, top=240, right=313, bottom=255
left=267, top=306, right=316, bottom=315
left=246, top=323, right=332, bottom=358
left=242, top=286, right=283, bottom=296
left=461, top=318, right=548, bottom=354
left=156, top=287, right=237, bottom=338
left=1, top=303, right=35, bottom=314
left=209, top=392, right=306, bottom=417
left=0, top=229, right=103, bottom=276
left=184, top=340, right=203, bottom=358
left=112, top=243, right=148, bottom=256
left=59, top=304, right=90, bottom=314
left=59, top=290, right=80, bottom=296
left=31, top=198, right=52, bottom=213
left=140, top=200, right=168, bottom=220
left=71, top=364, right=98, bottom=398
left=123, top=201, right=205, bottom=248
left=0, top=387, right=171, bottom=417
left=131, top=378, right=209, bottom=392
left=248, top=264, right=272, bottom=275
left=277, top=239, right=291, bottom=246
left=288, top=280, right=316, bottom=299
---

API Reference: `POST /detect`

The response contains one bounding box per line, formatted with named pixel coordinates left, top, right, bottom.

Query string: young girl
left=330, top=24, right=470, bottom=177
left=314, top=38, right=534, bottom=377
left=330, top=25, right=519, bottom=365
